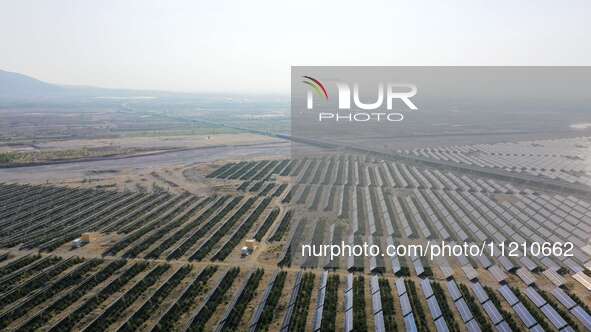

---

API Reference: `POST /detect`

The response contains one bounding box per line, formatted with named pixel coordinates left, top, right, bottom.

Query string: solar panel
left=513, top=302, right=537, bottom=328
left=482, top=300, right=503, bottom=325
left=528, top=324, right=545, bottom=332
left=400, top=292, right=413, bottom=317
left=515, top=268, right=536, bottom=286
left=465, top=319, right=481, bottom=332
left=447, top=280, right=462, bottom=302
left=498, top=285, right=519, bottom=306
left=404, top=313, right=418, bottom=332
left=455, top=298, right=473, bottom=322
left=543, top=269, right=565, bottom=287
left=540, top=304, right=567, bottom=329
left=370, top=275, right=380, bottom=294
left=471, top=282, right=489, bottom=304
left=421, top=278, right=434, bottom=299
left=488, top=265, right=507, bottom=282
left=456, top=255, right=470, bottom=266
left=571, top=306, right=591, bottom=330
left=439, top=265, right=454, bottom=279
left=573, top=272, right=591, bottom=291
left=345, top=254, right=356, bottom=273
left=477, top=255, right=493, bottom=269
left=551, top=288, right=576, bottom=310
left=372, top=291, right=383, bottom=315
left=564, top=258, right=584, bottom=274
left=345, top=273, right=354, bottom=293
left=525, top=287, right=546, bottom=308
left=374, top=311, right=386, bottom=332
left=495, top=321, right=512, bottom=332
left=396, top=278, right=407, bottom=296
left=414, top=259, right=425, bottom=276
left=434, top=317, right=449, bottom=332
left=319, top=271, right=328, bottom=290
left=462, top=265, right=479, bottom=281
left=427, top=296, right=442, bottom=320
left=541, top=257, right=560, bottom=271
left=281, top=304, right=296, bottom=332
left=344, top=308, right=353, bottom=332
left=313, top=305, right=323, bottom=332
left=316, top=287, right=326, bottom=309
left=391, top=257, right=402, bottom=275
left=498, top=256, right=515, bottom=271
left=344, top=290, right=353, bottom=311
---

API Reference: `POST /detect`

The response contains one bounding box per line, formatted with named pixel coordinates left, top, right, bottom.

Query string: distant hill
left=0, top=69, right=65, bottom=98
left=0, top=69, right=170, bottom=102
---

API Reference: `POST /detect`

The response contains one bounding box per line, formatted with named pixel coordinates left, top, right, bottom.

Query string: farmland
left=1, top=134, right=591, bottom=331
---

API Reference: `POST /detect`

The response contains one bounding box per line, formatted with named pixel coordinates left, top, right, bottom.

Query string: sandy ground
left=0, top=140, right=290, bottom=185
left=0, top=133, right=279, bottom=152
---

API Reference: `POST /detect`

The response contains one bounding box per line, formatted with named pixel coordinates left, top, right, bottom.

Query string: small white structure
left=240, top=246, right=251, bottom=257
left=71, top=238, right=84, bottom=249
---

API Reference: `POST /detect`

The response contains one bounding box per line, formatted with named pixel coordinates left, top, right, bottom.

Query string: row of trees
left=118, top=265, right=192, bottom=331
left=254, top=208, right=280, bottom=241
left=0, top=257, right=79, bottom=311
left=118, top=194, right=189, bottom=234
left=352, top=276, right=368, bottom=332
left=511, top=286, right=552, bottom=331
left=167, top=196, right=241, bottom=260
left=102, top=194, right=170, bottom=232
left=152, top=266, right=217, bottom=332
left=536, top=287, right=579, bottom=329
left=318, top=274, right=339, bottom=332
left=213, top=198, right=271, bottom=260
left=404, top=279, right=429, bottom=332
left=189, top=197, right=256, bottom=261
left=84, top=264, right=170, bottom=332
left=186, top=267, right=240, bottom=332
left=48, top=262, right=149, bottom=331
left=216, top=268, right=264, bottom=331
left=269, top=210, right=293, bottom=241
left=250, top=271, right=287, bottom=331
left=0, top=186, right=71, bottom=228
left=0, top=258, right=99, bottom=329
left=458, top=283, right=493, bottom=331
left=430, top=281, right=460, bottom=332
left=19, top=259, right=127, bottom=331
left=0, top=255, right=54, bottom=291
left=122, top=197, right=211, bottom=258
left=3, top=190, right=97, bottom=247
left=483, top=285, right=522, bottom=331
left=566, top=289, right=591, bottom=316
left=155, top=196, right=229, bottom=260
left=288, top=272, right=315, bottom=332
left=378, top=278, right=398, bottom=332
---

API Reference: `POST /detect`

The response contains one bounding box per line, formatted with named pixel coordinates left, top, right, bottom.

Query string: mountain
left=0, top=70, right=172, bottom=102
left=0, top=69, right=66, bottom=99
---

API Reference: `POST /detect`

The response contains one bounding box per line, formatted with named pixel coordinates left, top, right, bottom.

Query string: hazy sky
left=1, top=0, right=590, bottom=94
